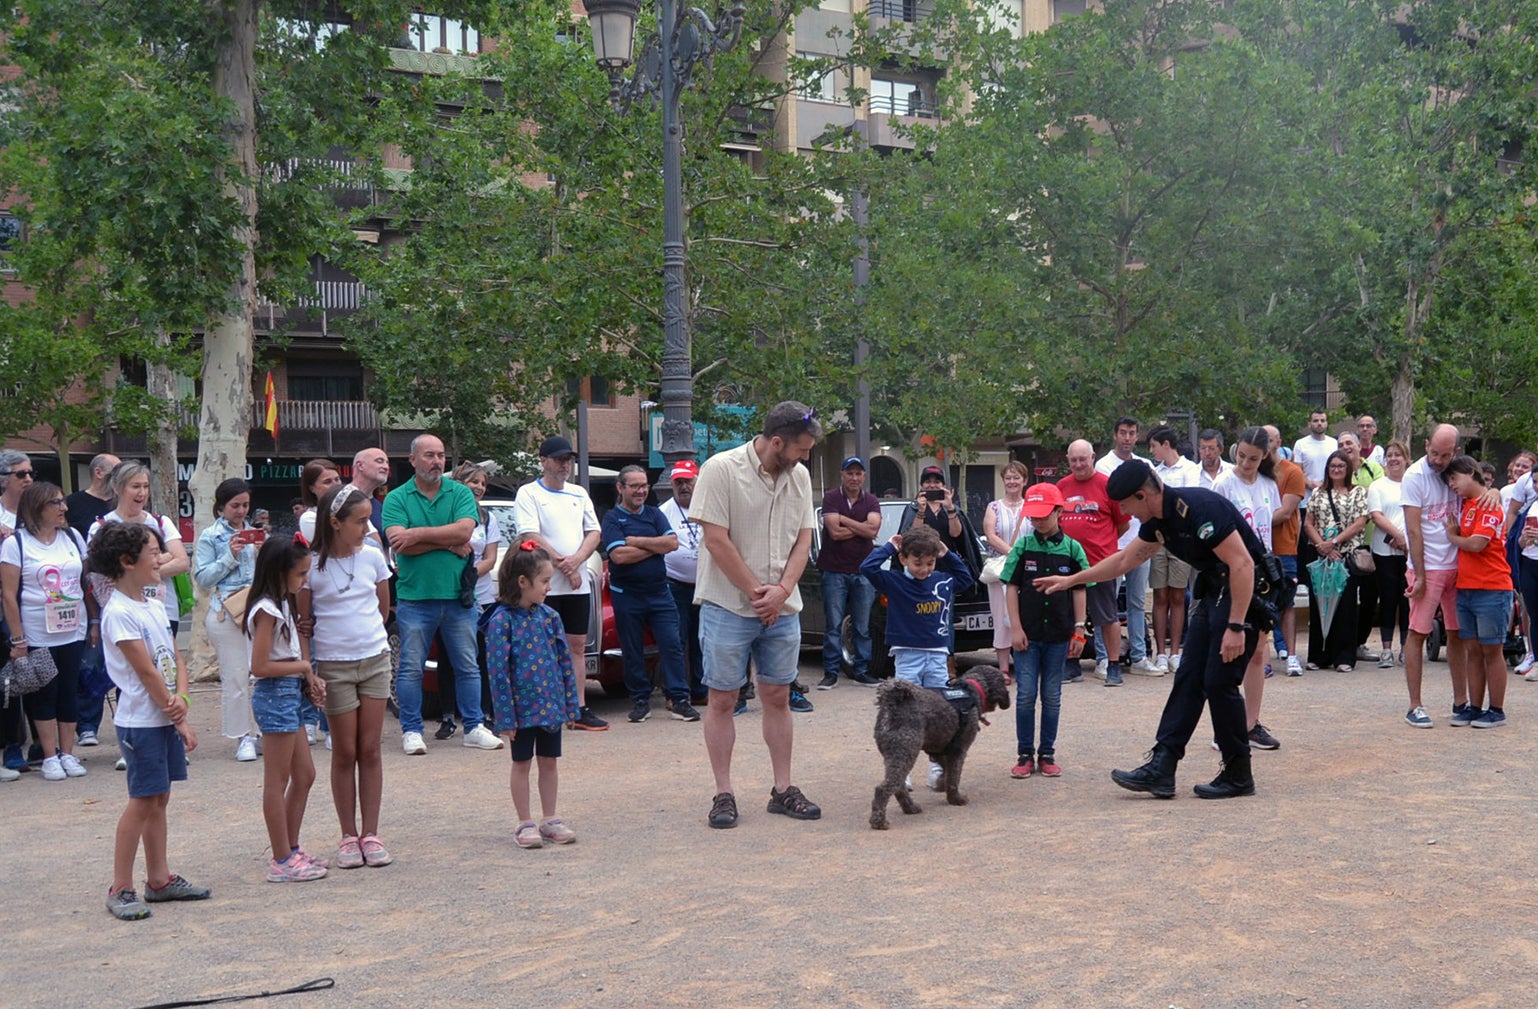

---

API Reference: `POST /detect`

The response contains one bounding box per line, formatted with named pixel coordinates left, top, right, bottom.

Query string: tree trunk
left=1390, top=359, right=1415, bottom=448
left=190, top=0, right=260, bottom=541
left=147, top=355, right=180, bottom=517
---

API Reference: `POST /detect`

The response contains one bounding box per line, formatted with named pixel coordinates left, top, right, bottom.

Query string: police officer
left=1036, top=459, right=1265, bottom=799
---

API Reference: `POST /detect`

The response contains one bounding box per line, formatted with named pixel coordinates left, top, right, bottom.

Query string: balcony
left=868, top=0, right=935, bottom=23
left=248, top=400, right=382, bottom=457
left=256, top=279, right=370, bottom=337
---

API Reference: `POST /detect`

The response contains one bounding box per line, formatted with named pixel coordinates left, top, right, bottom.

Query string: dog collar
left=963, top=677, right=990, bottom=726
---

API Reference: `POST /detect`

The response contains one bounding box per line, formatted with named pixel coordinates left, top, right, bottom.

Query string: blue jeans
left=820, top=571, right=875, bottom=676
left=75, top=638, right=108, bottom=736
left=1123, top=561, right=1149, bottom=662
left=668, top=579, right=704, bottom=699
left=396, top=599, right=484, bottom=735
left=1014, top=639, right=1066, bottom=758
left=612, top=586, right=689, bottom=703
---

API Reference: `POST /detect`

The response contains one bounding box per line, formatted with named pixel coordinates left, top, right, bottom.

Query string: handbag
left=1, top=646, right=58, bottom=706
left=1351, top=546, right=1376, bottom=576
left=217, top=586, right=251, bottom=625
left=458, top=552, right=478, bottom=608
left=978, top=500, right=1029, bottom=585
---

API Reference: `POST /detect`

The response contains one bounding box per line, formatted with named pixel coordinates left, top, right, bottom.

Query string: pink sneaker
left=293, top=847, right=329, bottom=870
left=1038, top=756, right=1062, bottom=777
left=360, top=833, right=394, bottom=867
left=1010, top=758, right=1034, bottom=779
left=267, top=855, right=327, bottom=882
left=336, top=836, right=365, bottom=870
left=539, top=818, right=576, bottom=845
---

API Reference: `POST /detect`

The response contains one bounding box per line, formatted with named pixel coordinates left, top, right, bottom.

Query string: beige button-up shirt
left=690, top=439, right=815, bottom=618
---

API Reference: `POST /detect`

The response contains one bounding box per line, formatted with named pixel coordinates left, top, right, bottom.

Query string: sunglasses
left=1, top=470, right=35, bottom=479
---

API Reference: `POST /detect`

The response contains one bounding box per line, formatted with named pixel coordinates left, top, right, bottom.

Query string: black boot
left=1110, top=745, right=1177, bottom=799
left=1193, top=753, right=1255, bottom=799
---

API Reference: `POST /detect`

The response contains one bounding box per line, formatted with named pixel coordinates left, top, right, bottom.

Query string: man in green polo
left=383, top=434, right=504, bottom=755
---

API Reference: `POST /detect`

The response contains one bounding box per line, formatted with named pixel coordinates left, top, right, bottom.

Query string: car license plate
left=964, top=613, right=993, bottom=631
left=584, top=655, right=598, bottom=678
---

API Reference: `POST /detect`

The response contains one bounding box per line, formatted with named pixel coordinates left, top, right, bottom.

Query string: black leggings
left=1373, top=553, right=1410, bottom=648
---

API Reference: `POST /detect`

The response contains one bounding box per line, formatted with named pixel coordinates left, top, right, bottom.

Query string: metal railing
left=253, top=400, right=379, bottom=431
left=868, top=0, right=933, bottom=21
left=869, top=94, right=938, bottom=118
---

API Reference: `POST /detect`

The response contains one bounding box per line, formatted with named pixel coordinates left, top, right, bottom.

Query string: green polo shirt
left=381, top=477, right=479, bottom=602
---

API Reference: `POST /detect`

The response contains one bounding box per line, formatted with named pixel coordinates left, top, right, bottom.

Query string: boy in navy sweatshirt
left=861, top=525, right=975, bottom=689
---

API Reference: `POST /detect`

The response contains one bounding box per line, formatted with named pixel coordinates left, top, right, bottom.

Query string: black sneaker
left=767, top=784, right=822, bottom=820
left=569, top=708, right=609, bottom=731
left=708, top=791, right=739, bottom=829
left=669, top=700, right=701, bottom=722
left=628, top=700, right=651, bottom=723
left=733, top=696, right=748, bottom=716
left=788, top=689, right=814, bottom=713
left=847, top=671, right=880, bottom=686
left=1248, top=723, right=1280, bottom=750
left=433, top=719, right=457, bottom=741
left=816, top=673, right=839, bottom=690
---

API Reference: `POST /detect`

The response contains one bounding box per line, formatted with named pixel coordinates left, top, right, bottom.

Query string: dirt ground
left=6, top=648, right=1538, bottom=1009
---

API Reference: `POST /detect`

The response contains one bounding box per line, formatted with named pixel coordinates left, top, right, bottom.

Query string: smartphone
left=1526, top=514, right=1538, bottom=534
left=923, top=488, right=946, bottom=501
left=237, top=528, right=267, bottom=547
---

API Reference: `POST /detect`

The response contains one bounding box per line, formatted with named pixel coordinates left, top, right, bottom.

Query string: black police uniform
left=1137, top=486, right=1265, bottom=761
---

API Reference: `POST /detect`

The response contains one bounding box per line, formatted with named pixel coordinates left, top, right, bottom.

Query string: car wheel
left=868, top=604, right=892, bottom=679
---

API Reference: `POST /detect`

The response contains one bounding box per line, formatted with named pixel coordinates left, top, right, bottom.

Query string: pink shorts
left=1407, top=567, right=1460, bottom=635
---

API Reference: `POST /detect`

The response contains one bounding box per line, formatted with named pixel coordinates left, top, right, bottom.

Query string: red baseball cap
left=669, top=460, right=699, bottom=481
left=1020, top=483, right=1066, bottom=518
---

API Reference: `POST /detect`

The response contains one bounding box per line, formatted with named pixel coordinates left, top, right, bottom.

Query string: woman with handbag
left=1, top=482, right=94, bottom=781
left=193, top=478, right=263, bottom=762
left=1303, top=451, right=1370, bottom=671
left=982, top=461, right=1030, bottom=675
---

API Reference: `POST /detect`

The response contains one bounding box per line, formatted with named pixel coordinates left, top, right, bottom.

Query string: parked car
left=799, top=499, right=995, bottom=678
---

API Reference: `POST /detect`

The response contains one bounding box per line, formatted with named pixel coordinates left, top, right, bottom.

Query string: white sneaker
left=76, top=730, right=99, bottom=747
left=1129, top=657, right=1164, bottom=676
left=305, top=724, right=318, bottom=745
left=927, top=761, right=944, bottom=791
left=1286, top=655, right=1303, bottom=676
left=1153, top=653, right=1169, bottom=673
left=1092, top=660, right=1109, bottom=680
left=462, top=725, right=504, bottom=750
left=41, top=755, right=66, bottom=781
left=0, top=765, right=17, bottom=781
left=1357, top=644, right=1377, bottom=661
left=235, top=736, right=259, bottom=762
left=115, top=757, right=127, bottom=771
left=1169, top=653, right=1181, bottom=673
left=402, top=731, right=427, bottom=755
left=325, top=733, right=333, bottom=751
left=1517, top=653, right=1536, bottom=675
left=59, top=753, right=87, bottom=777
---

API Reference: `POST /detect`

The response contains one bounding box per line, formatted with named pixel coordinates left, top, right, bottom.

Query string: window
left=798, top=54, right=839, bottom=103
left=869, top=77, right=934, bottom=118
left=0, top=214, right=21, bottom=273
left=870, top=0, right=920, bottom=21
left=405, top=14, right=480, bottom=55
left=288, top=368, right=365, bottom=402
left=1052, top=0, right=1087, bottom=20
left=1301, top=368, right=1329, bottom=410
left=566, top=377, right=616, bottom=408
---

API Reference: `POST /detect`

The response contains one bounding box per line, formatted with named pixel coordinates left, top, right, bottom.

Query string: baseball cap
left=841, top=456, right=866, bottom=471
left=1105, top=458, right=1154, bottom=501
left=538, top=435, right=575, bottom=459
left=1020, top=483, right=1065, bottom=518
left=669, top=459, right=699, bottom=481
left=920, top=465, right=945, bottom=481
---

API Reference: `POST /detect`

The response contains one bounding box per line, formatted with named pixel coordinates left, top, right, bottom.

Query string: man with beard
left=383, top=434, right=503, bottom=755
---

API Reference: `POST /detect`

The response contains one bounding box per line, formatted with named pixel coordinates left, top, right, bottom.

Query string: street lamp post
left=584, top=0, right=746, bottom=482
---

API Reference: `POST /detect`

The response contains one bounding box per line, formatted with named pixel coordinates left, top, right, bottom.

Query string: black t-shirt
left=1138, top=487, right=1265, bottom=584
left=64, top=490, right=114, bottom=540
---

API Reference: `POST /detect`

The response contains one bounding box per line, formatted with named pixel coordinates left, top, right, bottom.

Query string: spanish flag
left=263, top=371, right=278, bottom=438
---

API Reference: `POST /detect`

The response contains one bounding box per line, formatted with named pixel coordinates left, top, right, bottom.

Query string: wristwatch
left=1225, top=621, right=1252, bottom=632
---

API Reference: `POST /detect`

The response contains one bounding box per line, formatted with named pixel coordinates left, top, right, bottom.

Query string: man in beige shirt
left=691, top=401, right=821, bottom=829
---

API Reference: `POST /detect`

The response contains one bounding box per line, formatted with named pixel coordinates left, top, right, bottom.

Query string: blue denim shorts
left=118, top=724, right=187, bottom=799
left=251, top=676, right=304, bottom=734
left=1456, top=589, right=1513, bottom=646
left=893, top=649, right=949, bottom=688
left=509, top=725, right=563, bottom=762
left=698, top=602, right=801, bottom=691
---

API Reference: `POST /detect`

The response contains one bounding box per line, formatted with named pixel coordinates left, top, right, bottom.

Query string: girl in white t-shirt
left=298, top=485, right=395, bottom=870
left=86, top=462, right=188, bottom=632
left=1211, top=427, right=1284, bottom=751
left=88, top=521, right=207, bottom=920
left=1, top=481, right=93, bottom=781
left=243, top=537, right=326, bottom=883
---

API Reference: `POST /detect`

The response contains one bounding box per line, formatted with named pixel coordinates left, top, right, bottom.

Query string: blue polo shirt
left=601, top=503, right=675, bottom=593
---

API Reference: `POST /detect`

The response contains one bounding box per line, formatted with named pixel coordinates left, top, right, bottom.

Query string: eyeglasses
left=46, top=498, right=65, bottom=507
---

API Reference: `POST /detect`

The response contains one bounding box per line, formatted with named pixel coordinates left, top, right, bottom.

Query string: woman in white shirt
left=86, top=462, right=188, bottom=633
left=1, top=482, right=93, bottom=780
left=1367, top=441, right=1412, bottom=668
left=1211, top=427, right=1282, bottom=752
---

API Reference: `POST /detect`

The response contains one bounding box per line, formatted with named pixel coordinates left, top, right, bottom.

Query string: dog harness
left=929, top=684, right=981, bottom=756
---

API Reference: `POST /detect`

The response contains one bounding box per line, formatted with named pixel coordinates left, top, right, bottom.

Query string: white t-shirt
left=514, top=479, right=599, bottom=596
left=1363, top=443, right=1385, bottom=467
left=0, top=504, right=16, bottom=532
left=298, top=502, right=381, bottom=547
left=1095, top=451, right=1144, bottom=547
left=1400, top=457, right=1459, bottom=571
left=659, top=497, right=699, bottom=583
left=306, top=547, right=392, bottom=662
left=247, top=596, right=302, bottom=667
left=0, top=528, right=88, bottom=647
left=470, top=512, right=502, bottom=606
left=1508, top=472, right=1537, bottom=561
left=88, top=511, right=181, bottom=626
left=1199, top=460, right=1234, bottom=489
left=102, top=590, right=178, bottom=729
left=1212, top=471, right=1280, bottom=551
left=1366, top=476, right=1405, bottom=556
left=1292, top=435, right=1338, bottom=503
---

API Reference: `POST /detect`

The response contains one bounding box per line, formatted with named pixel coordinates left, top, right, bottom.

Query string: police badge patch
left=1197, top=521, right=1215, bottom=540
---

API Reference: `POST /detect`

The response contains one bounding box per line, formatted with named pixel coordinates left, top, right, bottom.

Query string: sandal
left=766, top=784, right=821, bottom=820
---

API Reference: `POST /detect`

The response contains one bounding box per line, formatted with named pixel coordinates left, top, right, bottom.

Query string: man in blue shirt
left=601, top=465, right=697, bottom=724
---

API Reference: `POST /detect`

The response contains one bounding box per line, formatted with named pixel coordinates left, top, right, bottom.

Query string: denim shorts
left=509, top=725, right=563, bottom=762
left=894, top=649, right=949, bottom=688
left=1456, top=589, right=1513, bottom=646
left=698, top=602, right=801, bottom=691
left=117, top=724, right=187, bottom=799
left=251, top=676, right=304, bottom=734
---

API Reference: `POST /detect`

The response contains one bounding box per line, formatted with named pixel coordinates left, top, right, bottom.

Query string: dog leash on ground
left=131, top=977, right=335, bottom=1009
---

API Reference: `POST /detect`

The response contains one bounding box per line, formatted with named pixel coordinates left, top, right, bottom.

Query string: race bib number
left=44, top=597, right=82, bottom=634
left=143, top=582, right=163, bottom=603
